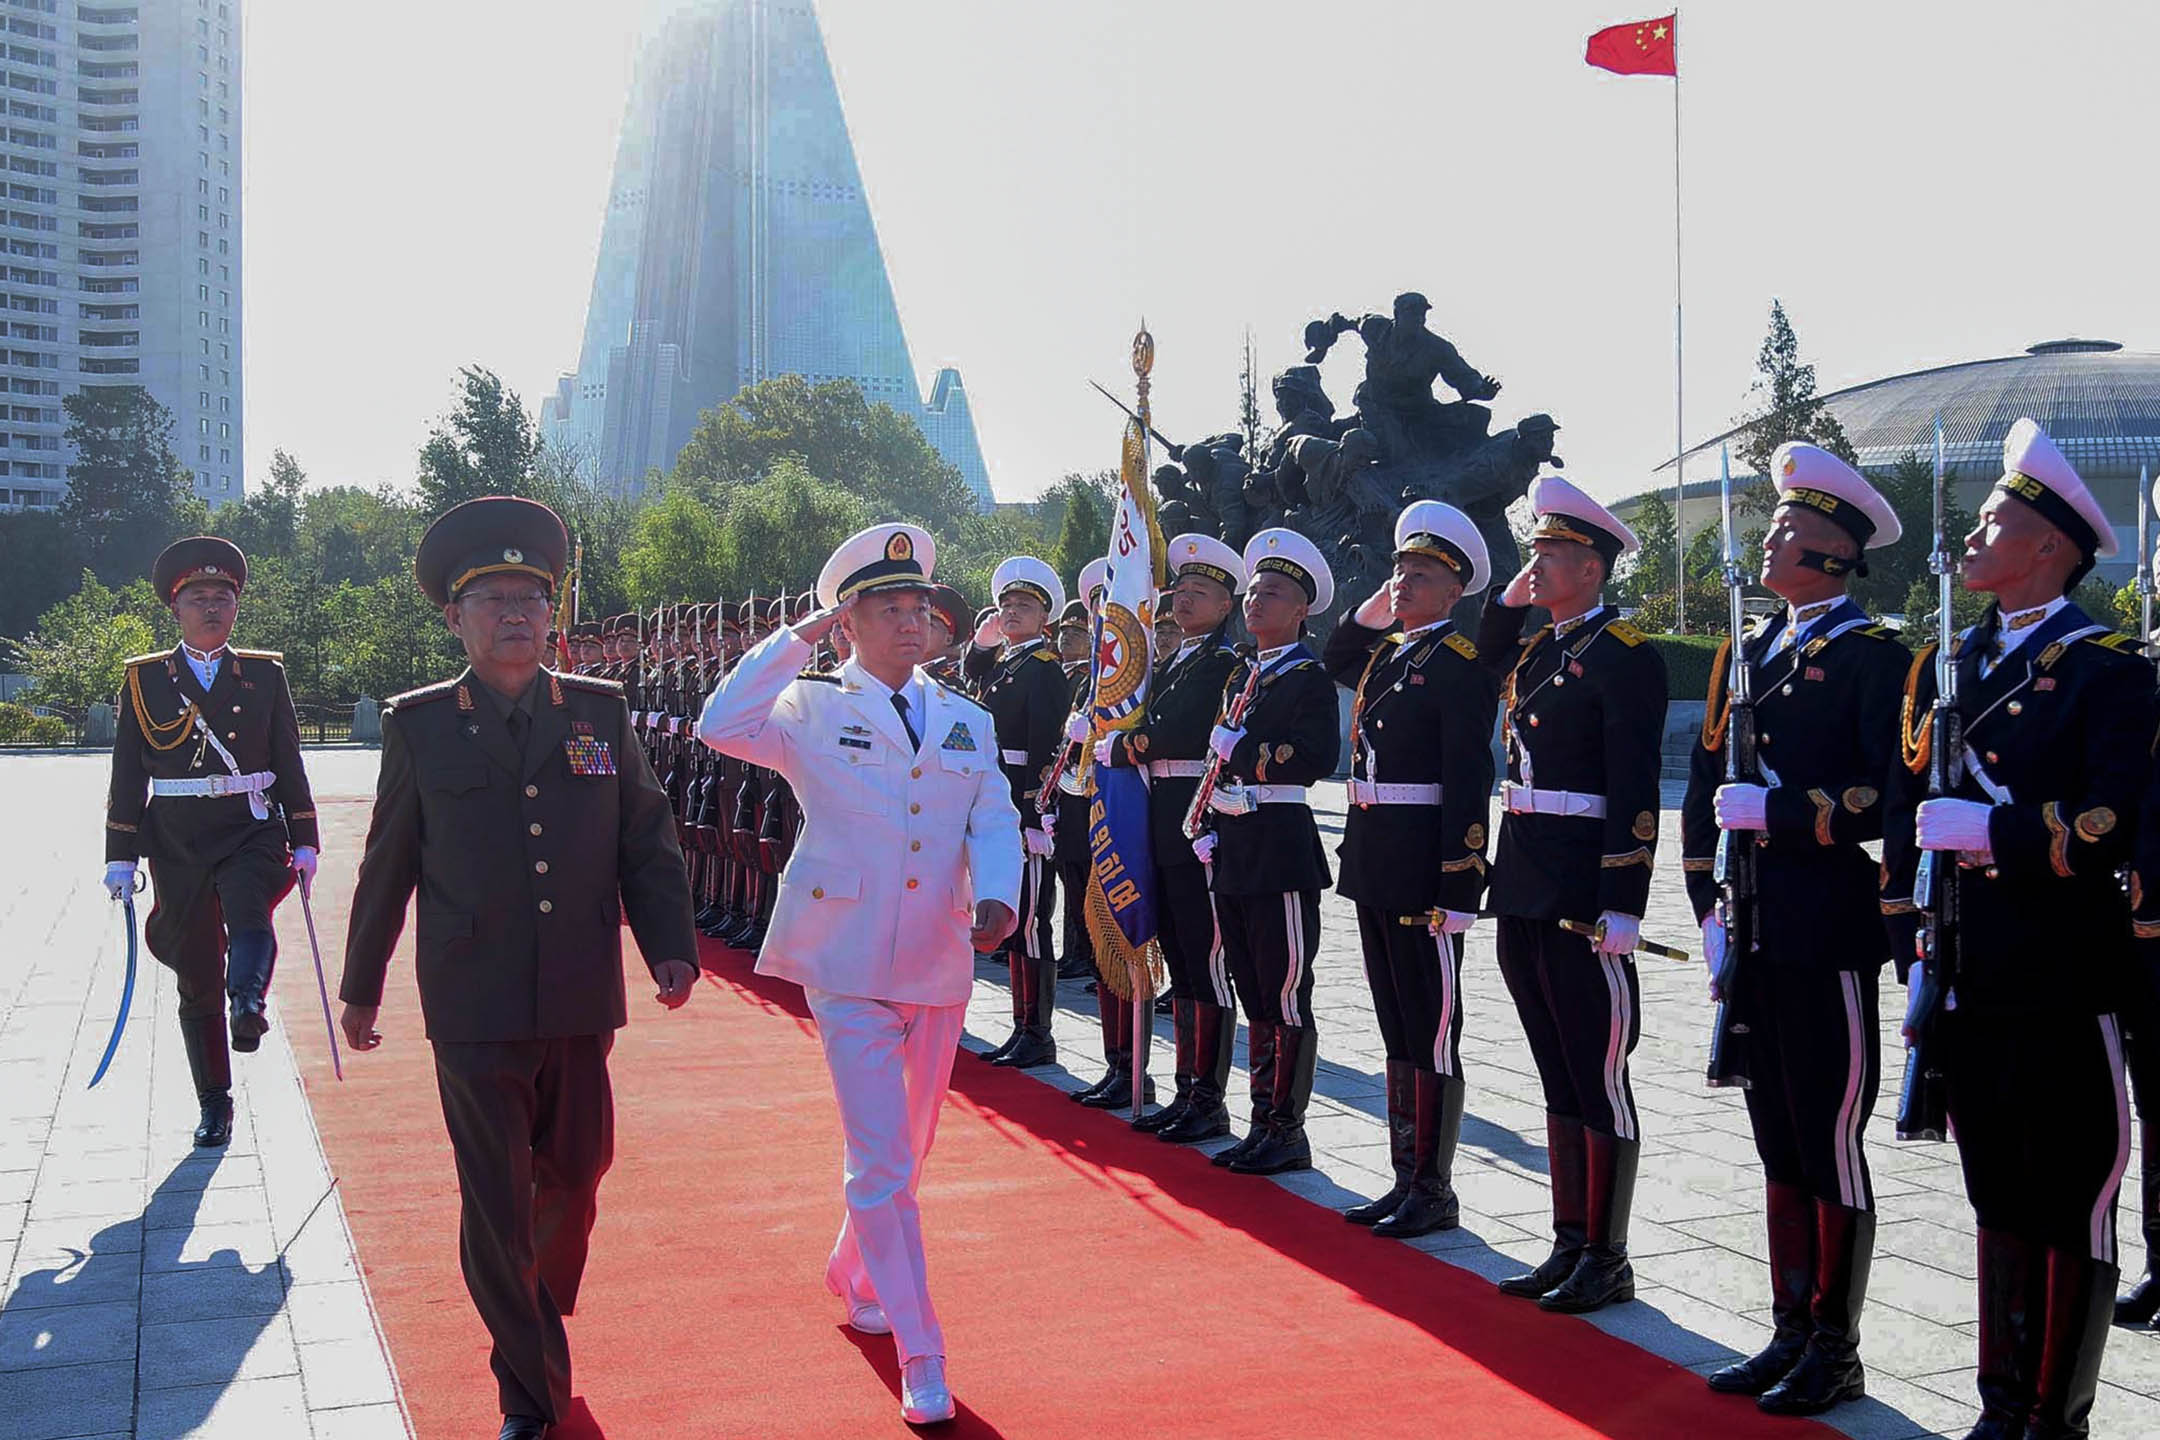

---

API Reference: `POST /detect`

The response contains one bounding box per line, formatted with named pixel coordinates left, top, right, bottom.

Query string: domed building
left=1625, top=339, right=2160, bottom=583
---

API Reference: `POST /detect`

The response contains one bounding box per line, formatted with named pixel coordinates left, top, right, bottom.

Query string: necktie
left=891, top=692, right=920, bottom=752
left=507, top=706, right=530, bottom=758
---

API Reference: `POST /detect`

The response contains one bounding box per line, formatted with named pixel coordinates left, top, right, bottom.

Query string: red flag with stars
left=1586, top=14, right=1676, bottom=76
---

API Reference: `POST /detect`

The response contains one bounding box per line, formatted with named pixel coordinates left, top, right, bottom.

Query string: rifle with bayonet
left=1706, top=444, right=1756, bottom=1091
left=1896, top=418, right=1959, bottom=1142
left=2139, top=463, right=2154, bottom=659
left=1088, top=380, right=1182, bottom=457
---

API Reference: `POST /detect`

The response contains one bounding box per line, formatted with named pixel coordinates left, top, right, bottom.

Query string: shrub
left=0, top=701, right=32, bottom=743
left=24, top=714, right=70, bottom=746
left=1645, top=633, right=1726, bottom=702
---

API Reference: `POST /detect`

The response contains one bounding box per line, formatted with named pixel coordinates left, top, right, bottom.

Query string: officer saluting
left=1683, top=444, right=1911, bottom=1416
left=1324, top=501, right=1498, bottom=1238
left=1099, top=533, right=1245, bottom=1143
left=338, top=497, right=699, bottom=1440
left=970, top=556, right=1069, bottom=1068
left=1478, top=477, right=1667, bottom=1315
left=104, top=536, right=320, bottom=1146
left=698, top=523, right=1021, bottom=1426
left=1202, top=528, right=1341, bottom=1177
left=1885, top=420, right=2146, bottom=1440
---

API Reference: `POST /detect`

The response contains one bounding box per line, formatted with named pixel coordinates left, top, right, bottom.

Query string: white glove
left=1902, top=963, right=1927, bottom=1045
left=1190, top=833, right=1217, bottom=865
left=1916, top=798, right=1994, bottom=861
left=1500, top=563, right=1535, bottom=609
left=1023, top=827, right=1054, bottom=859
left=1092, top=736, right=1116, bottom=767
left=291, top=846, right=318, bottom=886
left=1713, top=783, right=1769, bottom=832
left=103, top=860, right=136, bottom=901
left=1595, top=910, right=1641, bottom=956
left=1430, top=908, right=1475, bottom=936
left=1208, top=725, right=1244, bottom=762
left=973, top=614, right=1003, bottom=648
left=1353, top=587, right=1394, bottom=629
left=1701, top=913, right=1727, bottom=998
left=1041, top=810, right=1056, bottom=839
left=1064, top=713, right=1090, bottom=744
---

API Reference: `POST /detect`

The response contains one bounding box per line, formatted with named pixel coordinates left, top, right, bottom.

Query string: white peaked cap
left=1394, top=498, right=1492, bottom=595
left=1770, top=442, right=1902, bottom=549
left=1166, top=532, right=1245, bottom=593
left=815, top=522, right=935, bottom=609
left=991, top=555, right=1066, bottom=613
left=1530, top=475, right=1640, bottom=559
left=1997, top=417, right=2116, bottom=558
left=1243, top=527, right=1334, bottom=612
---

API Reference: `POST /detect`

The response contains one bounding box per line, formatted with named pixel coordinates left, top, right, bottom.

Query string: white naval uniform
left=698, top=625, right=1023, bottom=1362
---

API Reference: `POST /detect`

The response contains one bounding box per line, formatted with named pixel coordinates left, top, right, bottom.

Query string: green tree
left=416, top=367, right=539, bottom=513
left=1849, top=451, right=1971, bottom=618
left=10, top=571, right=157, bottom=713
left=221, top=448, right=308, bottom=562
left=716, top=458, right=873, bottom=598
left=621, top=486, right=731, bottom=605
left=0, top=509, right=85, bottom=640
left=1046, top=472, right=1113, bottom=591
left=1735, top=299, right=1858, bottom=509
left=58, top=385, right=200, bottom=585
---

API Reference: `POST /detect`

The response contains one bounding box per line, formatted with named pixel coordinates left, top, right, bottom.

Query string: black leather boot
left=980, top=949, right=1026, bottom=1062
left=1081, top=985, right=1154, bottom=1108
left=1165, top=1002, right=1236, bottom=1144
left=1759, top=1201, right=1872, bottom=1414
left=1345, top=1061, right=1416, bottom=1225
left=1374, top=1071, right=1464, bottom=1238
left=1538, top=1128, right=1637, bottom=1313
left=1500, top=1115, right=1588, bottom=1298
left=1965, top=1228, right=2040, bottom=1440
left=2023, top=1249, right=2117, bottom=1439
left=1134, top=998, right=1195, bottom=1134
left=224, top=928, right=276, bottom=1053
left=180, top=1016, right=233, bottom=1148
left=1211, top=1020, right=1275, bottom=1165
left=995, top=951, right=1058, bottom=1068
left=1708, top=1180, right=1816, bottom=1394
left=2115, top=1119, right=2160, bottom=1325
left=1072, top=984, right=1121, bottom=1103
left=1231, top=1023, right=1316, bottom=1175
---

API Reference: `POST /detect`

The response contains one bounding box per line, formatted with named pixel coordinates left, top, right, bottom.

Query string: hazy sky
left=245, top=1, right=2160, bottom=505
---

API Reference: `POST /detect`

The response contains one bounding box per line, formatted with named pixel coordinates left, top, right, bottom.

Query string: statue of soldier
left=1243, top=366, right=1343, bottom=530
left=1307, top=293, right=1500, bottom=467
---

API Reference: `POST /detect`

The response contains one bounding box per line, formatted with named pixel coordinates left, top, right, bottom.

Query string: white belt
left=1501, top=782, right=1606, bottom=818
left=1347, top=779, right=1441, bottom=807
left=1209, top=783, right=1309, bottom=814
left=152, top=770, right=276, bottom=799
left=1147, top=759, right=1208, bottom=779
left=1000, top=748, right=1030, bottom=765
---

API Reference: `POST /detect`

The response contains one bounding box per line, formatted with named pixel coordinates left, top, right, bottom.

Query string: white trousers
left=803, top=986, right=966, bottom=1363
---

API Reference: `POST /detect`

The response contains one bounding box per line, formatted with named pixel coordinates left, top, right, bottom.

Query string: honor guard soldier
left=971, top=556, right=1069, bottom=1068
left=1684, top=445, right=1910, bottom=1415
left=1100, top=534, right=1245, bottom=1141
left=104, top=537, right=321, bottom=1147
left=1885, top=420, right=2146, bottom=1440
left=1055, top=571, right=1105, bottom=985
left=1200, top=528, right=1341, bottom=1176
left=338, top=497, right=698, bottom=1440
left=921, top=584, right=971, bottom=690
left=698, top=523, right=1021, bottom=1426
left=1478, top=476, right=1666, bottom=1314
left=1323, top=501, right=1498, bottom=1237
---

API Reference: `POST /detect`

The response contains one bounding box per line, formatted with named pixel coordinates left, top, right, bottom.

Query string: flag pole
left=1670, top=11, right=1686, bottom=632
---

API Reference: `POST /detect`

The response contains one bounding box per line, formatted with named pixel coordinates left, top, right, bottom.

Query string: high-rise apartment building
left=0, top=0, right=241, bottom=513
left=542, top=0, right=992, bottom=507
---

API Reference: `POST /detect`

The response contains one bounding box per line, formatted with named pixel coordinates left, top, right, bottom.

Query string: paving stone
left=138, top=1260, right=287, bottom=1325
left=138, top=1311, right=300, bottom=1390
left=0, top=1358, right=136, bottom=1440
left=284, top=1279, right=384, bottom=1347
left=312, top=1402, right=414, bottom=1440
left=136, top=1373, right=310, bottom=1439
left=299, top=1335, right=400, bottom=1409
left=0, top=1296, right=138, bottom=1370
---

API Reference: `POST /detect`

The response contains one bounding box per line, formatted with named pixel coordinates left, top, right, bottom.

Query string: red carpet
left=279, top=801, right=1827, bottom=1438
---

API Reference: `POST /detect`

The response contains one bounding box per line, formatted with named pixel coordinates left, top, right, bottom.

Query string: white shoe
left=846, top=1299, right=891, bottom=1335
left=899, top=1354, right=954, bottom=1425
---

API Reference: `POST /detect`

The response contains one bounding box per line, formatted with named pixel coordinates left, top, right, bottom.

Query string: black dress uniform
left=1479, top=596, right=1667, bottom=1311
left=1053, top=659, right=1098, bottom=983
left=1324, top=611, right=1497, bottom=1236
left=106, top=537, right=319, bottom=1148
left=973, top=633, right=1068, bottom=1066
left=1885, top=601, right=2149, bottom=1439
left=340, top=497, right=697, bottom=1434
left=1101, top=620, right=1242, bottom=1142
left=1204, top=642, right=1341, bottom=1174
left=1682, top=597, right=1910, bottom=1408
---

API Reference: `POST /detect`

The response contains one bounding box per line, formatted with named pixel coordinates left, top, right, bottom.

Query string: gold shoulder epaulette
left=123, top=650, right=167, bottom=668
left=1604, top=619, right=1646, bottom=647
left=387, top=678, right=458, bottom=709
left=1858, top=624, right=1902, bottom=641
left=560, top=671, right=624, bottom=694
left=798, top=670, right=841, bottom=685
left=1031, top=644, right=1060, bottom=663
left=1442, top=632, right=1478, bottom=661
left=231, top=647, right=283, bottom=661
left=2085, top=631, right=2143, bottom=654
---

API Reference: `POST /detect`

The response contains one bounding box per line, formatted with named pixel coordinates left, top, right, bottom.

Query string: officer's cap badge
left=504, top=548, right=523, bottom=564
left=886, top=531, right=914, bottom=562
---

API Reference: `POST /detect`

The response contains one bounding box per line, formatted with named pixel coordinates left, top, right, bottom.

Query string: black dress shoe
left=228, top=994, right=268, bottom=1054
left=193, top=1091, right=233, bottom=1148
left=991, top=1033, right=1057, bottom=1068
left=1228, top=1125, right=1311, bottom=1175
left=497, top=1417, right=549, bottom=1440
left=1133, top=1094, right=1190, bottom=1134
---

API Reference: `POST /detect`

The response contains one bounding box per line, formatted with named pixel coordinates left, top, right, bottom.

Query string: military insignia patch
left=1410, top=673, right=1426, bottom=685
left=1465, top=823, right=1486, bottom=850
left=572, top=720, right=594, bottom=735
left=562, top=735, right=616, bottom=776
left=1273, top=744, right=1293, bottom=764
left=2038, top=641, right=2067, bottom=670
left=2035, top=677, right=2056, bottom=691
left=2075, top=807, right=2117, bottom=842
left=940, top=721, right=977, bottom=752
left=1843, top=786, right=1879, bottom=813
left=1805, top=666, right=1825, bottom=682
left=1632, top=811, right=1656, bottom=842
left=838, top=736, right=872, bottom=750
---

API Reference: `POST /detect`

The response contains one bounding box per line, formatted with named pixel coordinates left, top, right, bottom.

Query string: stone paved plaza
left=3, top=749, right=2158, bottom=1438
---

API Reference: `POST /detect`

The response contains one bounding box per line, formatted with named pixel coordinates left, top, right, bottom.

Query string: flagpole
left=1670, top=12, right=1686, bottom=633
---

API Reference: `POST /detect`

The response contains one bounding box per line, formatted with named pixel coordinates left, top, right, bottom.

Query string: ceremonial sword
left=1405, top=910, right=1690, bottom=962
left=296, top=873, right=344, bottom=1082
left=88, top=872, right=145, bottom=1088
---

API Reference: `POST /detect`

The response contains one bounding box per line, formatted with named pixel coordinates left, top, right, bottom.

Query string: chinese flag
left=1586, top=14, right=1677, bottom=76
